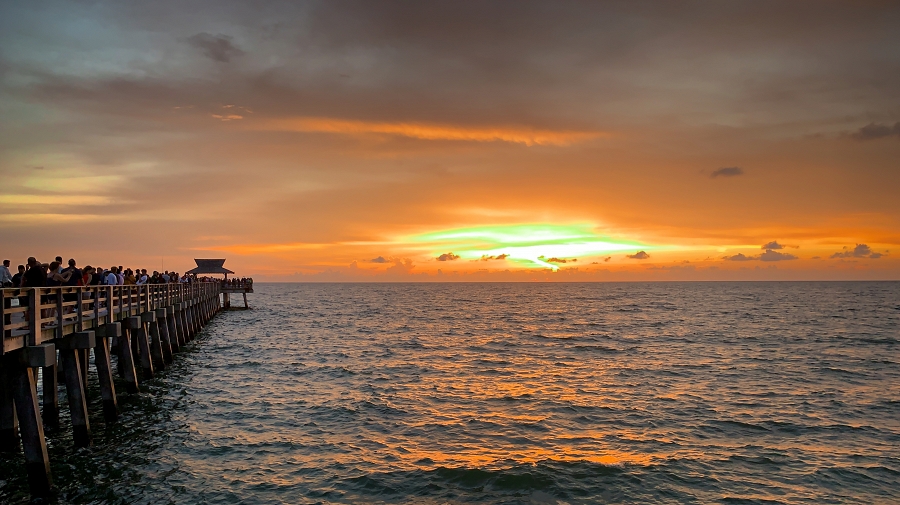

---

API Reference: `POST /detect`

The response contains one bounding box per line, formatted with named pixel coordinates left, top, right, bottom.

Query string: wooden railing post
left=28, top=289, right=38, bottom=346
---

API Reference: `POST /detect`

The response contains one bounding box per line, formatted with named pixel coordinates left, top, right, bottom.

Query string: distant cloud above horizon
left=849, top=122, right=900, bottom=141
left=186, top=33, right=243, bottom=63
left=710, top=167, right=744, bottom=178
left=627, top=251, right=650, bottom=260
left=831, top=244, right=883, bottom=259
left=437, top=252, right=460, bottom=261
left=724, top=249, right=798, bottom=262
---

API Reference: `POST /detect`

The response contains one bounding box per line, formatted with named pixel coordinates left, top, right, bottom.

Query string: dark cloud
left=369, top=256, right=388, bottom=263
left=759, top=249, right=797, bottom=261
left=626, top=251, right=650, bottom=260
left=545, top=257, right=576, bottom=263
left=437, top=252, right=460, bottom=261
left=849, top=122, right=900, bottom=141
left=186, top=33, right=243, bottom=63
left=762, top=241, right=784, bottom=250
left=710, top=167, right=744, bottom=178
left=830, top=243, right=882, bottom=259
left=480, top=253, right=509, bottom=261
left=725, top=249, right=798, bottom=261
left=603, top=256, right=611, bottom=262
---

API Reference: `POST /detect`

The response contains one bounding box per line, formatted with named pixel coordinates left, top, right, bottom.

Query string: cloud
left=211, top=114, right=243, bottom=121
left=758, top=249, right=798, bottom=261
left=603, top=256, right=612, bottom=262
left=186, top=33, right=244, bottom=63
left=479, top=253, right=509, bottom=261
left=545, top=257, right=577, bottom=263
left=849, top=122, right=900, bottom=141
left=725, top=249, right=798, bottom=261
left=761, top=241, right=784, bottom=250
left=830, top=243, right=883, bottom=259
left=369, top=256, right=388, bottom=263
left=437, top=252, right=460, bottom=261
left=626, top=251, right=650, bottom=260
left=252, top=117, right=606, bottom=146
left=710, top=167, right=744, bottom=178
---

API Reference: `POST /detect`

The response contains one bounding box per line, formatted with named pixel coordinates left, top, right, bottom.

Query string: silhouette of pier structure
left=186, top=258, right=253, bottom=309
left=0, top=282, right=223, bottom=499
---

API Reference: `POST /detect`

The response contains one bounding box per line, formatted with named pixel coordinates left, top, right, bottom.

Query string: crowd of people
left=0, top=257, right=251, bottom=289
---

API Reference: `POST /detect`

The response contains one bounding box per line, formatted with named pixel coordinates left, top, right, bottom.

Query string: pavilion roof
left=185, top=258, right=235, bottom=275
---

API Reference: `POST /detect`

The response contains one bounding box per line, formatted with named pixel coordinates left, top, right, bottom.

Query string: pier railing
left=1, top=283, right=219, bottom=355
left=0, top=282, right=224, bottom=499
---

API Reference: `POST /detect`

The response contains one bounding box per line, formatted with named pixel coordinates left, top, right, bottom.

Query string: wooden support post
left=80, top=348, right=90, bottom=392
left=117, top=319, right=140, bottom=394
left=9, top=349, right=55, bottom=497
left=243, top=292, right=248, bottom=309
left=184, top=299, right=199, bottom=338
left=184, top=300, right=197, bottom=340
left=156, top=308, right=173, bottom=364
left=41, top=363, right=59, bottom=430
left=142, top=312, right=165, bottom=370
left=94, top=323, right=119, bottom=422
left=125, top=316, right=153, bottom=379
left=115, top=334, right=125, bottom=378
left=184, top=301, right=194, bottom=338
left=166, top=305, right=181, bottom=351
left=57, top=331, right=95, bottom=448
left=0, top=360, right=20, bottom=452
left=175, top=303, right=188, bottom=343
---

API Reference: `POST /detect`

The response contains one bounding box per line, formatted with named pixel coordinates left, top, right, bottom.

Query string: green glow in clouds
left=409, top=224, right=651, bottom=269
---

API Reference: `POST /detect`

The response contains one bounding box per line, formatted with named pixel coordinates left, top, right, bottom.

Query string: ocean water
left=1, top=282, right=899, bottom=504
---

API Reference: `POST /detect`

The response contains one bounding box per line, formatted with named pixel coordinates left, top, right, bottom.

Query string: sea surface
left=1, top=282, right=899, bottom=504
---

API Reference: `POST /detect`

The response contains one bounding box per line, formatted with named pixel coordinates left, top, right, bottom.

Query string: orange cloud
left=250, top=117, right=608, bottom=146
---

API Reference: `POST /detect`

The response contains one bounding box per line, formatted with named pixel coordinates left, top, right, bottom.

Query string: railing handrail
left=1, top=282, right=221, bottom=355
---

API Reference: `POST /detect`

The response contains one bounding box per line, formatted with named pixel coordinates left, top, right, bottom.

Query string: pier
left=0, top=282, right=226, bottom=499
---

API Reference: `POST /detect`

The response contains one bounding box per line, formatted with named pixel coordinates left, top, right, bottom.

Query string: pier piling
left=94, top=323, right=119, bottom=422
left=0, top=360, right=20, bottom=453
left=9, top=349, right=54, bottom=498
left=117, top=320, right=140, bottom=394
left=143, top=311, right=165, bottom=370
left=41, top=362, right=59, bottom=430
left=58, top=332, right=95, bottom=448
left=156, top=308, right=173, bottom=364
left=1, top=280, right=240, bottom=499
left=166, top=305, right=181, bottom=351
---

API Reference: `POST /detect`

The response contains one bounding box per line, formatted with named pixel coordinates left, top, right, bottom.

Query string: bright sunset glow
left=0, top=2, right=897, bottom=280
left=408, top=224, right=650, bottom=270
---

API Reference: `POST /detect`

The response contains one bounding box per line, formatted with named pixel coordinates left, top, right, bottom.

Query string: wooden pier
left=0, top=282, right=224, bottom=499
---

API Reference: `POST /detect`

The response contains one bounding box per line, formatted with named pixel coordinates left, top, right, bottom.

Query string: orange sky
left=1, top=1, right=898, bottom=280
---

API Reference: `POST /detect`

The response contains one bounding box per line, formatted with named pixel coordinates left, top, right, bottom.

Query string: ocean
left=1, top=282, right=898, bottom=504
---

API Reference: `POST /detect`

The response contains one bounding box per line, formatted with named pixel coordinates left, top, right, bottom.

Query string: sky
left=1, top=1, right=899, bottom=281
